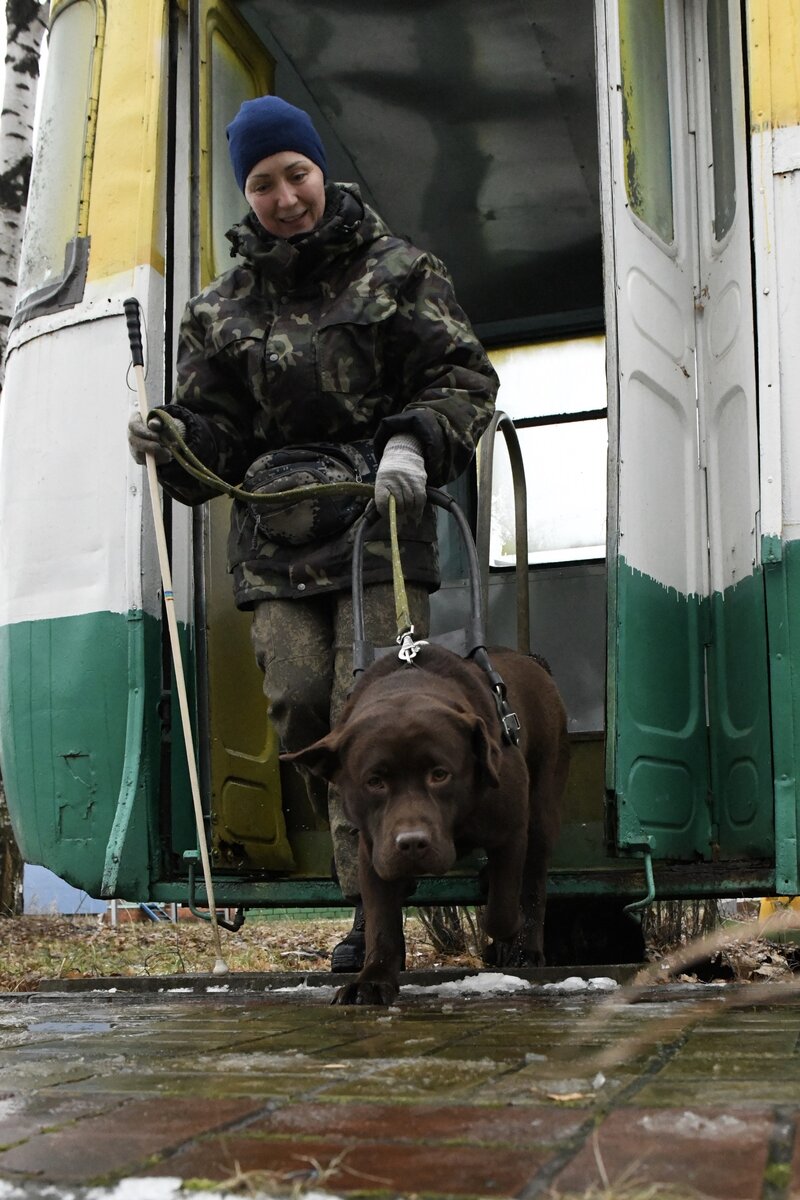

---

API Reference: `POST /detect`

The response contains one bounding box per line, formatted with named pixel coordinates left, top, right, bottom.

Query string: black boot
left=330, top=901, right=366, bottom=973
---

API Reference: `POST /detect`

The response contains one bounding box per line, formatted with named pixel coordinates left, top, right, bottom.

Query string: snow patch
left=270, top=981, right=337, bottom=996
left=405, top=972, right=533, bottom=996
left=639, top=1111, right=752, bottom=1139
left=0, top=1180, right=350, bottom=1200
left=542, top=976, right=620, bottom=992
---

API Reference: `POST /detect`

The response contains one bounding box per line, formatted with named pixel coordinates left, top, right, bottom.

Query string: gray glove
left=374, top=433, right=427, bottom=522
left=127, top=411, right=185, bottom=466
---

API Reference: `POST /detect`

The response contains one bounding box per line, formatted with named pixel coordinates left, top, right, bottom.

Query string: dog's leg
left=481, top=835, right=526, bottom=948
left=333, top=837, right=406, bottom=1006
left=513, top=754, right=568, bottom=967
left=482, top=835, right=546, bottom=969
left=517, top=740, right=570, bottom=965
left=517, top=841, right=548, bottom=966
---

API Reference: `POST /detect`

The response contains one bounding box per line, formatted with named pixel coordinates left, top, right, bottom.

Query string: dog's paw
left=332, top=979, right=399, bottom=1006
left=483, top=935, right=544, bottom=970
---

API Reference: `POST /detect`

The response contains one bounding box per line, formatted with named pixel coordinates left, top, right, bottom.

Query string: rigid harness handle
left=351, top=488, right=486, bottom=675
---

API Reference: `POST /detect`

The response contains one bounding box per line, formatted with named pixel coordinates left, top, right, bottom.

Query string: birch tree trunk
left=0, top=0, right=48, bottom=391
left=0, top=0, right=48, bottom=916
left=0, top=778, right=22, bottom=916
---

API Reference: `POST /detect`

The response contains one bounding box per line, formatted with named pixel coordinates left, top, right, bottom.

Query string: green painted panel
left=763, top=536, right=800, bottom=894
left=614, top=556, right=712, bottom=858
left=614, top=554, right=775, bottom=868
left=707, top=569, right=774, bottom=858
left=0, top=611, right=162, bottom=897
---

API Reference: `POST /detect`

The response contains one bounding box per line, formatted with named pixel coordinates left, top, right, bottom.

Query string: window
left=619, top=0, right=674, bottom=244
left=15, top=0, right=96, bottom=309
left=485, top=336, right=607, bottom=565
left=707, top=0, right=736, bottom=242
left=200, top=2, right=273, bottom=285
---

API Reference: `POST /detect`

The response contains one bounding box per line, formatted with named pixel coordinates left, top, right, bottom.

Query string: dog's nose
left=395, top=829, right=431, bottom=855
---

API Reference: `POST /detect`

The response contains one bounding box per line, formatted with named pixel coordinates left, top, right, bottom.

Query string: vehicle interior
left=195, top=0, right=615, bottom=944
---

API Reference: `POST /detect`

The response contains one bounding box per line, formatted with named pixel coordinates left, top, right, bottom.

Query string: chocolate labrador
left=283, top=643, right=569, bottom=1005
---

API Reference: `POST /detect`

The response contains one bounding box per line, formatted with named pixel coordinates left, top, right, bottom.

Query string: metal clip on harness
left=397, top=626, right=429, bottom=663
left=352, top=488, right=521, bottom=745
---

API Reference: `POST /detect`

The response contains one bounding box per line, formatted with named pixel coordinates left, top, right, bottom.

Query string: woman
left=129, top=95, right=498, bottom=969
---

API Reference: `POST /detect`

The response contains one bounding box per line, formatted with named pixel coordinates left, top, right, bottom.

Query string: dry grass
left=0, top=911, right=480, bottom=993
left=2, top=901, right=798, bottom=995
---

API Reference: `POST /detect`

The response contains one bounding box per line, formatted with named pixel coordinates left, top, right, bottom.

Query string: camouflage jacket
left=157, top=182, right=498, bottom=608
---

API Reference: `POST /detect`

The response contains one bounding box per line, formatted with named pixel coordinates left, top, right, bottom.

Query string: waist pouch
left=242, top=440, right=378, bottom=547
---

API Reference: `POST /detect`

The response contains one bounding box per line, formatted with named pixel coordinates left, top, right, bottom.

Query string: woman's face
left=244, top=151, right=326, bottom=238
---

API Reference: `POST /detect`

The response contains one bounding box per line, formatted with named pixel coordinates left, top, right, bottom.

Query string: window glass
left=490, top=335, right=606, bottom=420
left=209, top=32, right=255, bottom=277
left=487, top=338, right=607, bottom=565
left=16, top=0, right=95, bottom=301
left=707, top=0, right=736, bottom=241
left=619, top=0, right=674, bottom=243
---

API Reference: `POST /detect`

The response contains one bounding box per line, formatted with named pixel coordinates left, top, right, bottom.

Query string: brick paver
left=0, top=978, right=796, bottom=1197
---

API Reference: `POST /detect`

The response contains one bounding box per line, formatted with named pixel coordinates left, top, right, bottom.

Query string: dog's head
left=283, top=682, right=504, bottom=881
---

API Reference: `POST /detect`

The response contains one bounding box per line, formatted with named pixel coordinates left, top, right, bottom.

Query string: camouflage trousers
left=250, top=583, right=430, bottom=899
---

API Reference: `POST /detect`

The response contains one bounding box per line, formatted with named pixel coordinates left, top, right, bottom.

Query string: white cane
left=124, top=298, right=229, bottom=976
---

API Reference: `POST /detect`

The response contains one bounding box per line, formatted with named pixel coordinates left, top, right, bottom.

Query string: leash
left=387, top=499, right=518, bottom=745
left=148, top=409, right=374, bottom=505
left=143, top=379, right=518, bottom=743
left=150, top=406, right=419, bottom=654
left=387, top=493, right=429, bottom=664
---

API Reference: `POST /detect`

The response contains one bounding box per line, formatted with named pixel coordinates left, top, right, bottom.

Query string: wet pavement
left=0, top=969, right=797, bottom=1199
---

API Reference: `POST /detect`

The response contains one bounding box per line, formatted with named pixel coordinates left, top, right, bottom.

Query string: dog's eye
left=365, top=774, right=385, bottom=791
left=429, top=767, right=450, bottom=784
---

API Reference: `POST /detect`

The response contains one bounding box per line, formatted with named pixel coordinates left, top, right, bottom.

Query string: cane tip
left=212, top=958, right=230, bottom=976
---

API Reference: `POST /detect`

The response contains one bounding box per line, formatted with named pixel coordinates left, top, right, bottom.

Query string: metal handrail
left=476, top=411, right=530, bottom=652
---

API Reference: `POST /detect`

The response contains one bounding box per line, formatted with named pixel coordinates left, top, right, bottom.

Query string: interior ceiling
left=238, top=0, right=603, bottom=340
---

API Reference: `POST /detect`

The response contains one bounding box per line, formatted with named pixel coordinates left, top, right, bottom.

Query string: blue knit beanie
left=226, top=96, right=328, bottom=192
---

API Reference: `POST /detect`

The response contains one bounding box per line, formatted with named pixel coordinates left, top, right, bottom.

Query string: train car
left=1, top=0, right=798, bottom=946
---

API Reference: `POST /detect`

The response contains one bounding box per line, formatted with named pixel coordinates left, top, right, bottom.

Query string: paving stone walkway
left=0, top=971, right=797, bottom=1199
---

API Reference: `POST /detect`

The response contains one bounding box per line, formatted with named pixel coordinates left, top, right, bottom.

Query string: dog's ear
left=471, top=715, right=503, bottom=787
left=281, top=732, right=343, bottom=782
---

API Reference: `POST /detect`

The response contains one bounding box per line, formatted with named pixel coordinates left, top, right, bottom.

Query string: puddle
left=29, top=1021, right=113, bottom=1035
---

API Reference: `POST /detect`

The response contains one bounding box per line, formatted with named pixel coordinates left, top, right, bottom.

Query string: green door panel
left=0, top=611, right=162, bottom=898
left=614, top=557, right=712, bottom=857
left=707, top=569, right=774, bottom=858
left=764, top=537, right=800, bottom=895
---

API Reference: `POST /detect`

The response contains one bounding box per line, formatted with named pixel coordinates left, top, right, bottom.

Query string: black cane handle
left=123, top=297, right=144, bottom=368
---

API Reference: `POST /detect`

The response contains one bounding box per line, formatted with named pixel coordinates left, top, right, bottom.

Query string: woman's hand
left=374, top=434, right=427, bottom=522
left=127, top=411, right=185, bottom=466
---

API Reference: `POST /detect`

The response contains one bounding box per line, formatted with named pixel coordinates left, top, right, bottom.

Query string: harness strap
left=471, top=647, right=521, bottom=747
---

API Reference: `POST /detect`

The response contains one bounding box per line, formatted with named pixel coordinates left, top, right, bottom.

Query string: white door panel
left=601, top=0, right=773, bottom=860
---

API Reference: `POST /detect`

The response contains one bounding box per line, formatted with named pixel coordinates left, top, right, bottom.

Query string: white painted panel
left=605, top=0, right=706, bottom=595
left=773, top=157, right=800, bottom=540
left=751, top=127, right=783, bottom=540
left=691, top=0, right=760, bottom=591
left=619, top=373, right=702, bottom=595
left=0, top=269, right=178, bottom=626
left=706, top=384, right=755, bottom=587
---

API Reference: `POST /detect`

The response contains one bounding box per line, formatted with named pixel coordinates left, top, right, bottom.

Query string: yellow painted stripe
left=749, top=0, right=800, bottom=131
left=85, top=0, right=168, bottom=280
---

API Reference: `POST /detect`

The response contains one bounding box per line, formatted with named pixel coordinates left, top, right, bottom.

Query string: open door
left=193, top=1, right=297, bottom=873
left=599, top=0, right=773, bottom=864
